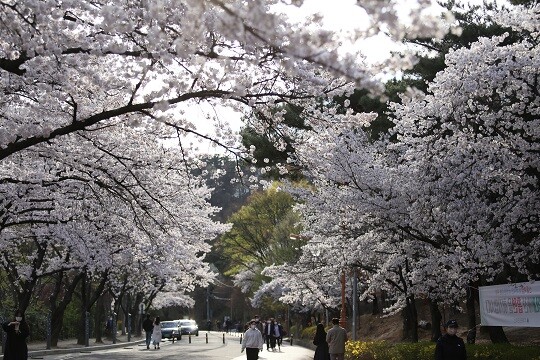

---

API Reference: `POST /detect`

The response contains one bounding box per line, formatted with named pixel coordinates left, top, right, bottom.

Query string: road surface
left=28, top=332, right=314, bottom=360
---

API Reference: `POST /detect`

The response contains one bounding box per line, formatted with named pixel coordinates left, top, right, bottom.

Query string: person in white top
left=241, top=319, right=264, bottom=360
left=152, top=316, right=162, bottom=349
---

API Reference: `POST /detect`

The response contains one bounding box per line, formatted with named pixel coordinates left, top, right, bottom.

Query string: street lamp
left=340, top=271, right=347, bottom=329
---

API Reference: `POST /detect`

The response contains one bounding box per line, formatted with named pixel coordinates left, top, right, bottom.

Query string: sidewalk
left=1, top=333, right=145, bottom=359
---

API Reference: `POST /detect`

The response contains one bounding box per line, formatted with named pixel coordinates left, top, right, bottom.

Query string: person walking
left=313, top=323, right=330, bottom=360
left=2, top=309, right=30, bottom=360
left=435, top=319, right=467, bottom=360
left=142, top=314, right=154, bottom=350
left=276, top=321, right=284, bottom=350
left=252, top=315, right=264, bottom=350
left=264, top=318, right=280, bottom=351
left=152, top=316, right=162, bottom=349
left=253, top=315, right=264, bottom=334
left=326, top=318, right=347, bottom=360
left=241, top=319, right=264, bottom=360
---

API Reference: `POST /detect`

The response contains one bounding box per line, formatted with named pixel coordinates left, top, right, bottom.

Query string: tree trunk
left=122, top=297, right=129, bottom=336
left=398, top=260, right=418, bottom=342
left=15, top=242, right=46, bottom=313
left=466, top=285, right=477, bottom=344
left=77, top=275, right=89, bottom=345
left=402, top=295, right=418, bottom=342
left=372, top=293, right=380, bottom=315
left=76, top=271, right=109, bottom=345
left=486, top=326, right=509, bottom=343
left=429, top=298, right=442, bottom=342
left=50, top=310, right=64, bottom=348
left=50, top=273, right=84, bottom=347
left=94, top=295, right=105, bottom=343
left=408, top=295, right=419, bottom=342
left=128, top=292, right=144, bottom=337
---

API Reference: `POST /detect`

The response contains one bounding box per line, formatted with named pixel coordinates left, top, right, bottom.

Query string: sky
left=191, top=0, right=507, bottom=153
left=273, top=0, right=507, bottom=63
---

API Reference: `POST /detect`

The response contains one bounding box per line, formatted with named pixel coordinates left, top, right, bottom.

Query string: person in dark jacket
left=313, top=323, right=330, bottom=360
left=2, top=309, right=30, bottom=360
left=142, top=314, right=154, bottom=349
left=263, top=318, right=280, bottom=351
left=435, top=319, right=467, bottom=360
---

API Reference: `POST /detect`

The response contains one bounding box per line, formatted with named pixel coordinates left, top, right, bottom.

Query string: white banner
left=479, top=282, right=540, bottom=327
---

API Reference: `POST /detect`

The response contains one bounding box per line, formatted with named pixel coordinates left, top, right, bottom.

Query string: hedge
left=344, top=340, right=540, bottom=360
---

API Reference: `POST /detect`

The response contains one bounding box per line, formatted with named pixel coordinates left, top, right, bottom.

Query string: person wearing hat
left=241, top=319, right=264, bottom=360
left=435, top=319, right=467, bottom=360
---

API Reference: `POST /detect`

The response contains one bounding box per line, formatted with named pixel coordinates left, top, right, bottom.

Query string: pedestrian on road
left=152, top=316, right=162, bottom=349
left=313, top=323, right=330, bottom=360
left=277, top=321, right=284, bottom=349
left=2, top=309, right=30, bottom=360
left=326, top=318, right=347, bottom=360
left=241, top=319, right=264, bottom=360
left=435, top=319, right=467, bottom=360
left=264, top=318, right=279, bottom=351
left=142, top=314, right=154, bottom=350
left=253, top=315, right=264, bottom=334
left=104, top=317, right=113, bottom=338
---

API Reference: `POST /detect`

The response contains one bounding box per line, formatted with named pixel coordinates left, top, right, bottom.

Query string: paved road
left=27, top=332, right=314, bottom=360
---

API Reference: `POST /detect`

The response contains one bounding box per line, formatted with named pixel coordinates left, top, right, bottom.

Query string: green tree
left=195, top=155, right=252, bottom=223
left=240, top=104, right=309, bottom=181
left=217, top=183, right=302, bottom=294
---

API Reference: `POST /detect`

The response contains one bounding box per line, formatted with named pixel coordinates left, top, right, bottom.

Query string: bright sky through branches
left=272, top=0, right=507, bottom=63
left=189, top=0, right=507, bottom=154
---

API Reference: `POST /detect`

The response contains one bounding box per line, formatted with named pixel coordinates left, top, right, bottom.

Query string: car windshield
left=180, top=320, right=195, bottom=326
left=161, top=321, right=177, bottom=328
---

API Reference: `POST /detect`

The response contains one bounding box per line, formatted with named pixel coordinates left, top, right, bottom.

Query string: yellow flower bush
left=344, top=340, right=540, bottom=360
left=345, top=340, right=391, bottom=360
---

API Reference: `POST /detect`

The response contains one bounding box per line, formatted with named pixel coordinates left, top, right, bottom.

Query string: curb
left=1, top=339, right=146, bottom=359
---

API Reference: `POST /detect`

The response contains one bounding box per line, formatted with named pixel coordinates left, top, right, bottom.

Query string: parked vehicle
left=161, top=320, right=182, bottom=341
left=178, top=319, right=199, bottom=336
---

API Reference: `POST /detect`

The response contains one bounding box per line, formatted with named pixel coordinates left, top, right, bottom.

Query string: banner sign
left=479, top=282, right=540, bottom=327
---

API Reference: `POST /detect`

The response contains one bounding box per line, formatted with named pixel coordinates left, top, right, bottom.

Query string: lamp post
left=340, top=271, right=347, bottom=329
left=352, top=267, right=357, bottom=341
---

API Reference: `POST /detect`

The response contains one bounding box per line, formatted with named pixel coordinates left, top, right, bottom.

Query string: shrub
left=345, top=340, right=391, bottom=360
left=390, top=342, right=435, bottom=360
left=344, top=340, right=540, bottom=360
left=302, top=325, right=317, bottom=340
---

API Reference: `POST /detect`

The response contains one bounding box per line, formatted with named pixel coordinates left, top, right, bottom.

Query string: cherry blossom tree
left=257, top=3, right=539, bottom=343
left=0, top=0, right=455, bottom=162
left=0, top=123, right=228, bottom=342
left=0, top=0, right=468, bottom=342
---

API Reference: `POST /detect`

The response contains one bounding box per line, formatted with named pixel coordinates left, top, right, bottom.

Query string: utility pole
left=352, top=267, right=358, bottom=340
left=206, top=287, right=210, bottom=322
left=340, top=271, right=347, bottom=329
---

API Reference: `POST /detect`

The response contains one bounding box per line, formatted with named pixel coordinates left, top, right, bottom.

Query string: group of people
left=240, top=315, right=285, bottom=359
left=142, top=314, right=162, bottom=350
left=240, top=316, right=349, bottom=360
left=312, top=317, right=466, bottom=360
left=1, top=307, right=468, bottom=360
left=263, top=317, right=284, bottom=351
left=313, top=318, right=348, bottom=360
